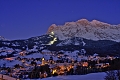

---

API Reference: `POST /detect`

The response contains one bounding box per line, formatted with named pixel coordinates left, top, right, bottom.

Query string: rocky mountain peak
left=47, top=19, right=120, bottom=42
left=90, top=20, right=110, bottom=27
left=47, top=24, right=57, bottom=33
left=77, top=19, right=90, bottom=26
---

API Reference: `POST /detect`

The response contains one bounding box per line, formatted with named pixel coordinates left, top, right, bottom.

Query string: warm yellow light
left=48, top=37, right=57, bottom=45
left=54, top=38, right=57, bottom=41
left=49, top=41, right=54, bottom=45
left=51, top=31, right=54, bottom=35
left=5, top=58, right=14, bottom=60
left=42, top=58, right=45, bottom=60
left=52, top=69, right=57, bottom=74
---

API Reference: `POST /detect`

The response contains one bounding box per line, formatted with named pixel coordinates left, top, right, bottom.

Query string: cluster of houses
left=0, top=49, right=116, bottom=79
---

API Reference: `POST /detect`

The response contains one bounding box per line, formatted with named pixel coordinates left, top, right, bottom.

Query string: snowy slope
left=57, top=37, right=86, bottom=46
left=25, top=72, right=106, bottom=80
left=47, top=19, right=120, bottom=42
left=0, top=59, right=22, bottom=67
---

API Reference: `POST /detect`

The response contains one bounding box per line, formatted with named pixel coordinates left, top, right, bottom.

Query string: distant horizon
left=0, top=0, right=120, bottom=40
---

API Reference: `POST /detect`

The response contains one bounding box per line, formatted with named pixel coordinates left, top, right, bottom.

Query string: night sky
left=0, top=0, right=120, bottom=40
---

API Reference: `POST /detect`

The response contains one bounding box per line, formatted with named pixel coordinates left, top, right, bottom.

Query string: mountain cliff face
left=47, top=19, right=120, bottom=42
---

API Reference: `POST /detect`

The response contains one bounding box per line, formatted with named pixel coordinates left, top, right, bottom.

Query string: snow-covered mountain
left=47, top=19, right=120, bottom=42
left=0, top=19, right=120, bottom=56
left=0, top=34, right=120, bottom=56
left=56, top=37, right=86, bottom=46
left=0, top=36, right=8, bottom=41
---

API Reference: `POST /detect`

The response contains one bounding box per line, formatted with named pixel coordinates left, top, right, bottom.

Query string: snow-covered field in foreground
left=25, top=72, right=106, bottom=80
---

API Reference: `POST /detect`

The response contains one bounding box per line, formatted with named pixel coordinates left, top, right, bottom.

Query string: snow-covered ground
left=25, top=72, right=106, bottom=80
left=0, top=59, right=22, bottom=67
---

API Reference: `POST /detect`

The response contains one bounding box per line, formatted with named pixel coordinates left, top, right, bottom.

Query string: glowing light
left=82, top=62, right=88, bottom=67
left=42, top=58, right=45, bottom=60
left=51, top=31, right=54, bottom=35
left=54, top=38, right=57, bottom=41
left=48, top=37, right=57, bottom=45
left=52, top=69, right=57, bottom=74
left=5, top=58, right=14, bottom=60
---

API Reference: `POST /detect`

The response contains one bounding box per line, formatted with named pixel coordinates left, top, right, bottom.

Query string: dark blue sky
left=0, top=0, right=120, bottom=40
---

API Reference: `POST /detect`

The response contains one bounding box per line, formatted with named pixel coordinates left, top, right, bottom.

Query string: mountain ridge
left=0, top=19, right=120, bottom=56
left=47, top=19, right=120, bottom=42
